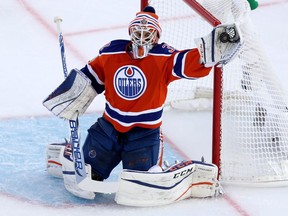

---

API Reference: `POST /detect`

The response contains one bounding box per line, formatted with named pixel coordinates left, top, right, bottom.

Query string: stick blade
left=76, top=163, right=119, bottom=194
left=78, top=178, right=119, bottom=194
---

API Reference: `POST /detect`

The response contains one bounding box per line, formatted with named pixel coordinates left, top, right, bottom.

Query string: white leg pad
left=46, top=142, right=66, bottom=178
left=115, top=160, right=222, bottom=206
left=190, top=162, right=222, bottom=198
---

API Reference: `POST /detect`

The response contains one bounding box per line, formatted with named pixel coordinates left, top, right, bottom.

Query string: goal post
left=141, top=0, right=288, bottom=185
left=140, top=0, right=224, bottom=173
left=182, top=0, right=223, bottom=175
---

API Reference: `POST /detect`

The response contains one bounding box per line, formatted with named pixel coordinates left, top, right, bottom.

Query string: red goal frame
left=140, top=0, right=223, bottom=172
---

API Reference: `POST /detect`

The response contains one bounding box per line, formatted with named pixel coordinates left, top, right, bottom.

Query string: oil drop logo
left=114, top=65, right=147, bottom=100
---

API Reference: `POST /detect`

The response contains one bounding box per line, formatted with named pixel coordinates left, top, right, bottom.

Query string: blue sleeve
left=80, top=65, right=105, bottom=94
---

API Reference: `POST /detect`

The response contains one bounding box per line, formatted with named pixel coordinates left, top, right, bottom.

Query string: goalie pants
left=82, top=116, right=163, bottom=180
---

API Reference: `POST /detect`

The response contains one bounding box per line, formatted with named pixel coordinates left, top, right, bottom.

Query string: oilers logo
left=114, top=65, right=147, bottom=100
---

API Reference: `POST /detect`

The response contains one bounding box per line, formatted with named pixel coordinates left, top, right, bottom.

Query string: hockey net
left=142, top=0, right=288, bottom=184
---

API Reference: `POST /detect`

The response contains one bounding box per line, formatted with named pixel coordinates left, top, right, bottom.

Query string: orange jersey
left=85, top=40, right=212, bottom=132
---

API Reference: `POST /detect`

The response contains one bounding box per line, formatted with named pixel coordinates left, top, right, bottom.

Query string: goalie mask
left=129, top=6, right=162, bottom=59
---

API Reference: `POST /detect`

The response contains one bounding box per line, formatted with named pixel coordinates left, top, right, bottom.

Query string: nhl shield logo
left=114, top=65, right=147, bottom=100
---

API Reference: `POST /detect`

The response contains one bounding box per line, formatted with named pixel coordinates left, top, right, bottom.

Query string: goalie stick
left=54, top=17, right=118, bottom=194
left=54, top=16, right=87, bottom=182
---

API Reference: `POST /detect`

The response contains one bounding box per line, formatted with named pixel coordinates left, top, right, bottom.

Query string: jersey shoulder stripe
left=99, top=39, right=130, bottom=55
left=149, top=42, right=177, bottom=56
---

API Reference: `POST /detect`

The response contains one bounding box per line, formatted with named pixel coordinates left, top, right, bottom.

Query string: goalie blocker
left=43, top=69, right=97, bottom=120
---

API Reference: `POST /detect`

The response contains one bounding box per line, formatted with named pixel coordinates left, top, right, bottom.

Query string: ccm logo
left=173, top=167, right=195, bottom=179
left=169, top=160, right=195, bottom=179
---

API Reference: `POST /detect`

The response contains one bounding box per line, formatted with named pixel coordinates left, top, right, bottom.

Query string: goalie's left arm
left=195, top=23, right=243, bottom=67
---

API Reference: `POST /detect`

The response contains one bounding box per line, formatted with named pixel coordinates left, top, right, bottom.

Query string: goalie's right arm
left=43, top=68, right=103, bottom=120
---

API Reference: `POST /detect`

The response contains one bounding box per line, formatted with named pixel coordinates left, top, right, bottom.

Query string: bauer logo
left=114, top=65, right=146, bottom=100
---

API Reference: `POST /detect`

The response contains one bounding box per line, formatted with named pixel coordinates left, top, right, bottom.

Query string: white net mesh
left=148, top=0, right=288, bottom=184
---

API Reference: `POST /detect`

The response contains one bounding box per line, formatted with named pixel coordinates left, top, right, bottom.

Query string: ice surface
left=1, top=0, right=288, bottom=215
left=0, top=114, right=183, bottom=207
